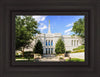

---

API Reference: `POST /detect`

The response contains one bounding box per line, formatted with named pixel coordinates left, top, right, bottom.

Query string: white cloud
left=64, top=28, right=72, bottom=35
left=64, top=28, right=72, bottom=33
left=65, top=22, right=74, bottom=35
left=66, top=32, right=72, bottom=35
left=32, top=16, right=47, bottom=22
left=66, top=23, right=74, bottom=27
left=38, top=23, right=47, bottom=32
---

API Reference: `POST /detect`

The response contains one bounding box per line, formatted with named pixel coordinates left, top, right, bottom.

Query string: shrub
left=65, top=51, right=71, bottom=57
left=73, top=45, right=84, bottom=51
left=33, top=40, right=43, bottom=54
left=72, top=49, right=84, bottom=53
left=24, top=51, right=34, bottom=60
left=55, top=38, right=65, bottom=54
left=59, top=57, right=64, bottom=60
left=66, top=51, right=71, bottom=53
left=15, top=55, right=22, bottom=58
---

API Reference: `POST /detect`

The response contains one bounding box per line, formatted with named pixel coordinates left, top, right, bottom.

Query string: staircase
left=43, top=54, right=56, bottom=58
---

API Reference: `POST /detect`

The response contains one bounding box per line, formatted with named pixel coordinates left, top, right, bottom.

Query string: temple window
left=46, top=48, right=47, bottom=54
left=51, top=48, right=53, bottom=54
left=46, top=40, right=48, bottom=46
left=77, top=40, right=78, bottom=45
left=48, top=40, right=50, bottom=46
left=72, top=40, right=73, bottom=46
left=51, top=40, right=53, bottom=46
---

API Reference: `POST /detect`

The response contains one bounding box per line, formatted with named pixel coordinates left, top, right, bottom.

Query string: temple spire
left=48, top=20, right=51, bottom=34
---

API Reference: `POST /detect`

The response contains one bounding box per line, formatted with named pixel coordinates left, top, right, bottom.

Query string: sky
left=32, top=15, right=84, bottom=35
left=21, top=15, right=84, bottom=35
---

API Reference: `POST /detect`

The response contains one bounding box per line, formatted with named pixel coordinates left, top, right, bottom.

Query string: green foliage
left=66, top=50, right=71, bottom=53
left=71, top=18, right=85, bottom=38
left=33, top=40, right=43, bottom=54
left=16, top=53, right=19, bottom=56
left=59, top=57, right=64, bottom=59
left=15, top=16, right=40, bottom=50
left=16, top=57, right=26, bottom=59
left=72, top=49, right=84, bottom=53
left=15, top=51, right=34, bottom=61
left=55, top=38, right=65, bottom=54
left=24, top=52, right=34, bottom=61
left=73, top=45, right=84, bottom=51
left=66, top=58, right=84, bottom=62
left=15, top=55, right=22, bottom=58
left=16, top=59, right=34, bottom=62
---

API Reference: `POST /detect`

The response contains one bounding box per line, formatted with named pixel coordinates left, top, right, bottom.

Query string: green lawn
left=15, top=57, right=34, bottom=61
left=16, top=57, right=34, bottom=59
left=16, top=60, right=35, bottom=62
left=66, top=58, right=85, bottom=62
left=16, top=57, right=26, bottom=59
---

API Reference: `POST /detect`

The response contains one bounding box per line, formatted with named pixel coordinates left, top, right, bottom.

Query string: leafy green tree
left=55, top=38, right=65, bottom=54
left=15, top=16, right=40, bottom=57
left=71, top=18, right=85, bottom=38
left=33, top=40, right=43, bottom=54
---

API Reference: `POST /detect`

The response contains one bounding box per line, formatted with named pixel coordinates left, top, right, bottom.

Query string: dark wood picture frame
left=0, top=0, right=99, bottom=77
left=11, top=11, right=88, bottom=66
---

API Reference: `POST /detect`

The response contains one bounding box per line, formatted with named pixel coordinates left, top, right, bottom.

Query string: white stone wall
left=69, top=52, right=85, bottom=59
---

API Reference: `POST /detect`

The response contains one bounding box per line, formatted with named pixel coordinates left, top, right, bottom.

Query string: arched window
left=46, top=40, right=47, bottom=46
left=74, top=40, right=76, bottom=46
left=48, top=40, right=50, bottom=46
left=51, top=40, right=53, bottom=46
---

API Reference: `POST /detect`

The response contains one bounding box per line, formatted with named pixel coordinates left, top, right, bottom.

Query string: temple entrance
left=45, top=48, right=55, bottom=57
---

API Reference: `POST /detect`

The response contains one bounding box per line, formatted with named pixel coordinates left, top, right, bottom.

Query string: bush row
left=73, top=45, right=84, bottom=51
left=72, top=49, right=84, bottom=53
left=16, top=51, right=34, bottom=58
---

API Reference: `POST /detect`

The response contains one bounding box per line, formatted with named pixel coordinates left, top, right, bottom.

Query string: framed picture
left=10, top=11, right=89, bottom=66
left=15, top=15, right=85, bottom=62
left=0, top=0, right=99, bottom=77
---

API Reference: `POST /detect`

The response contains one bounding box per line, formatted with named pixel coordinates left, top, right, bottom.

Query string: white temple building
left=24, top=21, right=84, bottom=56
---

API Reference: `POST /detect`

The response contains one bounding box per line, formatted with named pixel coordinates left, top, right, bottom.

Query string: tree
left=33, top=40, right=43, bottom=54
left=55, top=38, right=65, bottom=54
left=15, top=16, right=40, bottom=57
left=71, top=18, right=85, bottom=38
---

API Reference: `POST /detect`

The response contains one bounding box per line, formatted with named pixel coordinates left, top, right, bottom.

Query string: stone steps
left=43, top=54, right=56, bottom=57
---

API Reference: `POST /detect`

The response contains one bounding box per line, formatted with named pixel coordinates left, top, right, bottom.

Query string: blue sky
left=32, top=15, right=84, bottom=35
